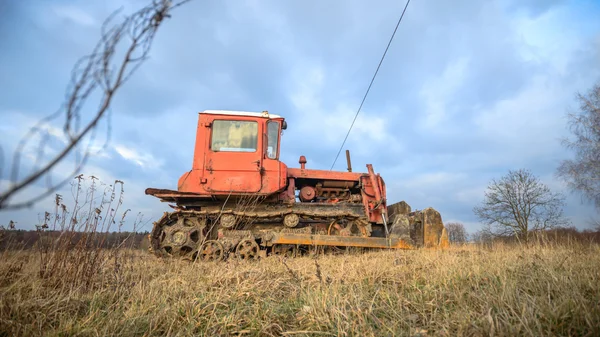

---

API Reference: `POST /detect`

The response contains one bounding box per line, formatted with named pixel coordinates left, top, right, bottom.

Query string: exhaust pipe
left=346, top=150, right=352, bottom=172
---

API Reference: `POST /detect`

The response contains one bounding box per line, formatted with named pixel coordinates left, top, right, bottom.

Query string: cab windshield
left=211, top=120, right=258, bottom=152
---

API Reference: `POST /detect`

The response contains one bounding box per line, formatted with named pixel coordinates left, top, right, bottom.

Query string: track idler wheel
left=235, top=238, right=260, bottom=260
left=196, top=240, right=224, bottom=261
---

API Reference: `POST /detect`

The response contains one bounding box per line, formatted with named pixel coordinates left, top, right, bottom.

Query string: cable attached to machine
left=330, top=0, right=412, bottom=170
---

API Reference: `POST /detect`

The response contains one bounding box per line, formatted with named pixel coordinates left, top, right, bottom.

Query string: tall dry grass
left=0, top=175, right=145, bottom=292
left=1, top=176, right=598, bottom=335
left=0, top=240, right=599, bottom=336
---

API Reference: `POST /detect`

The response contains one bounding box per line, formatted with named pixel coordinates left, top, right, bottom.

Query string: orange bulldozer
left=145, top=110, right=449, bottom=261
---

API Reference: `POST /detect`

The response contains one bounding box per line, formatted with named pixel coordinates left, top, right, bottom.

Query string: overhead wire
left=330, top=0, right=412, bottom=170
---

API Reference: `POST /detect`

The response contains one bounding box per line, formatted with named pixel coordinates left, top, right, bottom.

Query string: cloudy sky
left=1, top=0, right=599, bottom=233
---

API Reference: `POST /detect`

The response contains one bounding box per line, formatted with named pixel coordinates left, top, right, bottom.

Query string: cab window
left=267, top=121, right=280, bottom=159
left=211, top=120, right=258, bottom=152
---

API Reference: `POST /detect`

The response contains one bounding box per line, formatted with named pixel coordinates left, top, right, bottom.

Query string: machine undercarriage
left=147, top=191, right=413, bottom=262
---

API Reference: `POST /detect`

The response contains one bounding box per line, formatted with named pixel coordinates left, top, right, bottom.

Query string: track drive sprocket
left=150, top=212, right=207, bottom=259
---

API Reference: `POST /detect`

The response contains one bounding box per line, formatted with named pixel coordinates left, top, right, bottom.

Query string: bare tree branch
left=557, top=80, right=600, bottom=210
left=0, top=0, right=193, bottom=211
left=0, top=145, right=4, bottom=184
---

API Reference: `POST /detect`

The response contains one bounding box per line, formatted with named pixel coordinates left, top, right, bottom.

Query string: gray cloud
left=1, top=0, right=599, bottom=234
left=505, top=0, right=568, bottom=18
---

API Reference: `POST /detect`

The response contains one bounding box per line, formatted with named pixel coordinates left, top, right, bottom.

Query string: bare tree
left=473, top=169, right=570, bottom=243
left=557, top=81, right=600, bottom=211
left=592, top=218, right=600, bottom=232
left=446, top=222, right=468, bottom=244
left=471, top=229, right=492, bottom=245
left=0, top=0, right=192, bottom=211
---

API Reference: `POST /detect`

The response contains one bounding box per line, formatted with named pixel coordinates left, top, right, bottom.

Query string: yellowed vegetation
left=1, top=243, right=599, bottom=336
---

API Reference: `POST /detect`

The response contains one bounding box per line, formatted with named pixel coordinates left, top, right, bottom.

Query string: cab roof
left=201, top=110, right=282, bottom=119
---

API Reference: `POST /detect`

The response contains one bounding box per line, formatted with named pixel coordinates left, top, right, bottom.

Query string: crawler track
left=149, top=202, right=412, bottom=261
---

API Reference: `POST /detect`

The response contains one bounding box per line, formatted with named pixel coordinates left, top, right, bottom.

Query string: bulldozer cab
left=192, top=110, right=288, bottom=195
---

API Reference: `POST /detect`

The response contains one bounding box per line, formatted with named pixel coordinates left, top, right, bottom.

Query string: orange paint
left=174, top=110, right=389, bottom=224
left=178, top=111, right=288, bottom=196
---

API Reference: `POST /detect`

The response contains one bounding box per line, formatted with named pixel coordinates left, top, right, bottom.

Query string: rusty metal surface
left=145, top=110, right=451, bottom=261
left=146, top=111, right=391, bottom=229
left=345, top=149, right=352, bottom=172
left=287, top=167, right=364, bottom=181
left=299, top=186, right=316, bottom=201
left=177, top=112, right=288, bottom=196
left=145, top=188, right=210, bottom=198
left=270, top=232, right=413, bottom=249
left=299, top=155, right=307, bottom=169
left=283, top=213, right=300, bottom=228
left=149, top=212, right=207, bottom=259
left=170, top=202, right=366, bottom=219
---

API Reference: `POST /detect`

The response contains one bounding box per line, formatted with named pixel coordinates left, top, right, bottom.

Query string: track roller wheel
left=283, top=213, right=300, bottom=228
left=235, top=238, right=260, bottom=260
left=196, top=240, right=224, bottom=262
left=219, top=214, right=236, bottom=229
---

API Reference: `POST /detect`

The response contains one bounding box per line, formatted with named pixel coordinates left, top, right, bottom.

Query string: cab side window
left=266, top=121, right=280, bottom=159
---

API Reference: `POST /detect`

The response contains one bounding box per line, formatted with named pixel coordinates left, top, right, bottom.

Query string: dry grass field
left=1, top=242, right=599, bottom=336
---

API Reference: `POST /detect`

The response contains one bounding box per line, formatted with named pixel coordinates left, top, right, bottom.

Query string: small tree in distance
left=446, top=222, right=468, bottom=244
left=471, top=229, right=493, bottom=245
left=473, top=169, right=570, bottom=243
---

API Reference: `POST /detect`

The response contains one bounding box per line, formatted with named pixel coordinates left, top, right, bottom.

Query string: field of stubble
left=1, top=243, right=599, bottom=337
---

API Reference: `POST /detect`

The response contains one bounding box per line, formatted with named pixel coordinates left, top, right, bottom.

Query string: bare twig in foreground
left=0, top=0, right=192, bottom=211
